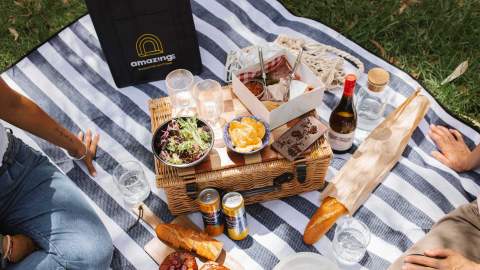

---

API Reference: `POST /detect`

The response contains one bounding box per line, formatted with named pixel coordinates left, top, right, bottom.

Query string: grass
left=1, top=0, right=479, bottom=128
left=0, top=0, right=86, bottom=70
left=280, top=0, right=480, bottom=128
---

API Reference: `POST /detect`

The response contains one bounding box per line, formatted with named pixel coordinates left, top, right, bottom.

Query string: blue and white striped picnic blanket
left=2, top=0, right=479, bottom=269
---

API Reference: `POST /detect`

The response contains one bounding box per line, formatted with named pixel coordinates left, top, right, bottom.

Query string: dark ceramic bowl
left=152, top=117, right=214, bottom=168
left=223, top=116, right=270, bottom=155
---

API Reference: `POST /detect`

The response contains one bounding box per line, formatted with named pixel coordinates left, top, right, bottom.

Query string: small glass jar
left=356, top=68, right=390, bottom=132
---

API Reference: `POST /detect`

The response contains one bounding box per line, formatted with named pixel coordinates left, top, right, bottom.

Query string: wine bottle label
left=328, top=130, right=355, bottom=151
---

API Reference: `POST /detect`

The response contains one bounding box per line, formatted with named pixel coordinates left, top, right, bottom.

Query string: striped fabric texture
left=1, top=0, right=479, bottom=269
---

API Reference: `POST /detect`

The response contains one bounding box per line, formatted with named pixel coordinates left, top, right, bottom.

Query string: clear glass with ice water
left=166, top=69, right=196, bottom=117
left=333, top=216, right=371, bottom=265
left=193, top=79, right=224, bottom=125
left=113, top=161, right=150, bottom=205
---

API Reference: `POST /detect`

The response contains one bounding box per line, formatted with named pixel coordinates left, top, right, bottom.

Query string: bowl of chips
left=224, top=116, right=270, bottom=154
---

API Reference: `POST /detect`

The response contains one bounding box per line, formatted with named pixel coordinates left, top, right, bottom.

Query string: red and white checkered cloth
left=236, top=56, right=287, bottom=83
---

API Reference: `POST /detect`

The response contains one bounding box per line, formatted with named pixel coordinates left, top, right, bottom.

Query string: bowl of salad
left=152, top=116, right=214, bottom=168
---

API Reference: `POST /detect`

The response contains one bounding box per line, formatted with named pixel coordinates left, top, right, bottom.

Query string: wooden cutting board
left=135, top=204, right=244, bottom=269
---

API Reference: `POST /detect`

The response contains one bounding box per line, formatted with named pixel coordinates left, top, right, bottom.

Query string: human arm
left=403, top=249, right=480, bottom=270
left=0, top=78, right=99, bottom=176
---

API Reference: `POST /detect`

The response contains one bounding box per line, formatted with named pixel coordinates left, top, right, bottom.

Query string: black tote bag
left=85, top=0, right=202, bottom=88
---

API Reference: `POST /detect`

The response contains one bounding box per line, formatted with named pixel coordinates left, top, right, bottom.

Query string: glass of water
left=166, top=69, right=196, bottom=116
left=193, top=79, right=224, bottom=125
left=332, top=216, right=371, bottom=265
left=113, top=161, right=150, bottom=206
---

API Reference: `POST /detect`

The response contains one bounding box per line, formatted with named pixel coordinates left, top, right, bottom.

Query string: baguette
left=303, top=196, right=348, bottom=245
left=156, top=223, right=223, bottom=261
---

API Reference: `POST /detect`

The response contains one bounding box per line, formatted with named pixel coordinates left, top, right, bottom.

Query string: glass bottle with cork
left=356, top=67, right=390, bottom=132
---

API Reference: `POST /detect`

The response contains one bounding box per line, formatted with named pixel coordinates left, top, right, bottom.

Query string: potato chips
left=228, top=117, right=266, bottom=153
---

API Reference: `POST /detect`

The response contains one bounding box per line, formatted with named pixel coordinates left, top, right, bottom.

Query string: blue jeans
left=0, top=136, right=113, bottom=269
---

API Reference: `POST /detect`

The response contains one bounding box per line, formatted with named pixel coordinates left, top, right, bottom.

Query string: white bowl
left=273, top=252, right=339, bottom=270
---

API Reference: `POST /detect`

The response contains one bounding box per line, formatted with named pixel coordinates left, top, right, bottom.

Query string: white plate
left=273, top=252, right=339, bottom=270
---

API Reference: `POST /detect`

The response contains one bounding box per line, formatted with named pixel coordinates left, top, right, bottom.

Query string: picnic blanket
left=1, top=0, right=479, bottom=269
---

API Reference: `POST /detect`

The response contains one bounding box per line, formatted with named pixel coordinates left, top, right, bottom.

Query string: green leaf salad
left=155, top=117, right=212, bottom=165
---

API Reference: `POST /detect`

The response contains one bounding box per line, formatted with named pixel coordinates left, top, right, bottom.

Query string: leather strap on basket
left=294, top=158, right=307, bottom=183
left=177, top=171, right=198, bottom=200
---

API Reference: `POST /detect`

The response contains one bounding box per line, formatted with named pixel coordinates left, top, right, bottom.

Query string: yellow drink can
left=198, top=188, right=224, bottom=236
left=222, top=192, right=249, bottom=240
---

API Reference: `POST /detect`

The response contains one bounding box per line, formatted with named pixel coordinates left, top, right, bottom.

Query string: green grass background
left=1, top=0, right=478, bottom=127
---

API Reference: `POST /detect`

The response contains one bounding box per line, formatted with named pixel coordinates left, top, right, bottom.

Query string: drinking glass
left=113, top=161, right=150, bottom=205
left=166, top=69, right=196, bottom=116
left=332, top=216, right=371, bottom=265
left=193, top=79, right=224, bottom=125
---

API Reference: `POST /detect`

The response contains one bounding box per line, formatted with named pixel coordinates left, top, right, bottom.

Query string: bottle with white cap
left=356, top=67, right=390, bottom=132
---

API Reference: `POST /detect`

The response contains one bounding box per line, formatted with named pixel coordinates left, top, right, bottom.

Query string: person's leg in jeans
left=0, top=137, right=113, bottom=270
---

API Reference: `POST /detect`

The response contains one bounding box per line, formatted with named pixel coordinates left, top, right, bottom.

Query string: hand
left=2, top=234, right=37, bottom=263
left=428, top=125, right=473, bottom=172
left=403, top=249, right=480, bottom=270
left=69, top=129, right=100, bottom=177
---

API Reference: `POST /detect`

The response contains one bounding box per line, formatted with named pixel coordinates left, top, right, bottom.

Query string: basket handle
left=186, top=172, right=295, bottom=200
left=240, top=172, right=294, bottom=198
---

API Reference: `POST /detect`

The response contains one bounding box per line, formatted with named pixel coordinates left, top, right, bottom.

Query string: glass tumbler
left=166, top=69, right=196, bottom=116
left=113, top=161, right=150, bottom=205
left=193, top=79, right=224, bottom=125
left=332, top=216, right=371, bottom=265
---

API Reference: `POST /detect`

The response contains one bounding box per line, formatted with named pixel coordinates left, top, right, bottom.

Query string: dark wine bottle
left=328, top=74, right=357, bottom=153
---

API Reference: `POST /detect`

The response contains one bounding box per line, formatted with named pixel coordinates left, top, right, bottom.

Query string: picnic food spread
left=145, top=36, right=431, bottom=268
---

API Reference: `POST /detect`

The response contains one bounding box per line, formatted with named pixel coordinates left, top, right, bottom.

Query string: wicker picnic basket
left=149, top=86, right=332, bottom=215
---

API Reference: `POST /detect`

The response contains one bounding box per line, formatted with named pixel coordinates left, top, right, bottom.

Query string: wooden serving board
left=135, top=205, right=244, bottom=269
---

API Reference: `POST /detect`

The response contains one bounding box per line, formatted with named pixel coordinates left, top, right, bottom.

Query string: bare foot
left=2, top=234, right=37, bottom=263
left=428, top=124, right=473, bottom=172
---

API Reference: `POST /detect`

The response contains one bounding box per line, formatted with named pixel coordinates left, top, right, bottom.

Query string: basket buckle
left=186, top=182, right=198, bottom=200
left=295, top=163, right=307, bottom=183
